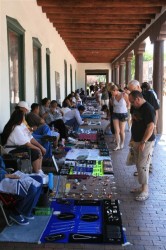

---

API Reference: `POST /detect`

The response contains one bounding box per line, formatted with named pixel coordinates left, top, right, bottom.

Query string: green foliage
left=143, top=52, right=153, bottom=61
left=96, top=75, right=106, bottom=83
left=131, top=56, right=135, bottom=79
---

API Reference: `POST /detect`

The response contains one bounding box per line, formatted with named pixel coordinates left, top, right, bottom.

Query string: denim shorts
left=112, top=112, right=128, bottom=122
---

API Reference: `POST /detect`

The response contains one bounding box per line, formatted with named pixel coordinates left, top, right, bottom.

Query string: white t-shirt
left=61, top=107, right=71, bottom=115
left=63, top=109, right=84, bottom=125
left=5, top=123, right=33, bottom=153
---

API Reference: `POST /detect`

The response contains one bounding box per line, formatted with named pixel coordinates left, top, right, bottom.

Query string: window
left=55, top=71, right=61, bottom=104
left=75, top=70, right=77, bottom=90
left=64, top=60, right=67, bottom=97
left=33, top=38, right=42, bottom=103
left=46, top=48, right=51, bottom=99
left=70, top=64, right=72, bottom=92
left=7, top=16, right=25, bottom=113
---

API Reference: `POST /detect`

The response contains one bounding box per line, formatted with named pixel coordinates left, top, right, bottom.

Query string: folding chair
left=0, top=144, right=32, bottom=174
left=0, top=193, right=21, bottom=226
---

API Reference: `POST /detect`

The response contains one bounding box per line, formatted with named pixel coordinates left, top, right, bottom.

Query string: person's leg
left=113, top=119, right=120, bottom=150
left=119, top=121, right=127, bottom=149
left=31, top=149, right=43, bottom=173
left=149, top=140, right=155, bottom=173
left=16, top=178, right=42, bottom=217
left=33, top=125, right=53, bottom=158
left=65, top=118, right=79, bottom=132
left=53, top=119, right=68, bottom=139
left=132, top=142, right=142, bottom=188
left=133, top=141, right=154, bottom=200
left=105, top=99, right=109, bottom=107
left=32, top=158, right=42, bottom=173
left=51, top=131, right=60, bottom=147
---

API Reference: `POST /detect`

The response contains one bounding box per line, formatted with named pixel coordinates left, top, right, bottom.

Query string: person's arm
left=59, top=109, right=64, bottom=116
left=29, top=138, right=46, bottom=156
left=139, top=122, right=155, bottom=151
left=123, top=93, right=130, bottom=109
left=75, top=110, right=84, bottom=125
left=154, top=110, right=158, bottom=135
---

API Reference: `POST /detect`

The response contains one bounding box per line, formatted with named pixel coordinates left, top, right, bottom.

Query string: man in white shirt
left=63, top=105, right=85, bottom=132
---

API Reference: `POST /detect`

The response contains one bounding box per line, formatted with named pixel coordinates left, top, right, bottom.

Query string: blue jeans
left=15, top=175, right=42, bottom=216
left=65, top=118, right=79, bottom=132
left=32, top=124, right=52, bottom=158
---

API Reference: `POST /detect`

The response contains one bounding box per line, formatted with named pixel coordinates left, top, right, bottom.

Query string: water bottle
left=48, top=173, right=54, bottom=190
left=51, top=124, right=55, bottom=131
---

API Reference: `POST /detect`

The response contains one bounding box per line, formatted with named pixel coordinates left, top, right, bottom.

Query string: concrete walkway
left=0, top=131, right=166, bottom=250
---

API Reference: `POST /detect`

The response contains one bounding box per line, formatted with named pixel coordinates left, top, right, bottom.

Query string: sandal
left=135, top=192, right=149, bottom=201
left=130, top=187, right=142, bottom=193
left=133, top=171, right=138, bottom=176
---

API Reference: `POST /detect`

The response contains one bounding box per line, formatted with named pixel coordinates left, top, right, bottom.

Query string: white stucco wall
left=77, top=63, right=112, bottom=91
left=0, top=0, right=113, bottom=132
left=0, top=0, right=77, bottom=131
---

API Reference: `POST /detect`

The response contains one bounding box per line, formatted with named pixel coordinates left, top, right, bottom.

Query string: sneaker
left=23, top=214, right=34, bottom=220
left=120, top=144, right=124, bottom=149
left=9, top=214, right=29, bottom=226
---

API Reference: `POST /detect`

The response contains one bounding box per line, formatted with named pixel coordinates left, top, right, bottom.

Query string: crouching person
left=0, top=156, right=42, bottom=225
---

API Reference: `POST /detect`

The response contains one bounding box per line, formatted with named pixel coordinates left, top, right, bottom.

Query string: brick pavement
left=0, top=132, right=166, bottom=250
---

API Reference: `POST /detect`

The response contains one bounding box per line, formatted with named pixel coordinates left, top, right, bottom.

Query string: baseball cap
left=17, top=101, right=30, bottom=111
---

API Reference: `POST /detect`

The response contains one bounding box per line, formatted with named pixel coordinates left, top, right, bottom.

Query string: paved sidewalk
left=0, top=132, right=166, bottom=250
left=106, top=132, right=166, bottom=250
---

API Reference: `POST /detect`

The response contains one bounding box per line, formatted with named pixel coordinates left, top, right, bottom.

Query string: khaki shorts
left=133, top=141, right=155, bottom=185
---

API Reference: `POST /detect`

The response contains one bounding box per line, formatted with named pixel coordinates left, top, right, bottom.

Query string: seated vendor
left=16, top=101, right=58, bottom=158
left=26, top=103, right=60, bottom=153
left=0, top=156, right=42, bottom=225
left=1, top=110, right=46, bottom=175
left=63, top=105, right=86, bottom=132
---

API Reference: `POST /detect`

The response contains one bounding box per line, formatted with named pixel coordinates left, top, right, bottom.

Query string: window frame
left=64, top=60, right=67, bottom=97
left=7, top=16, right=25, bottom=112
left=32, top=37, right=42, bottom=103
left=46, top=48, right=51, bottom=99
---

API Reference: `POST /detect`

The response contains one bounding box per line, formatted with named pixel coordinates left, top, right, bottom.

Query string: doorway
left=85, top=69, right=109, bottom=96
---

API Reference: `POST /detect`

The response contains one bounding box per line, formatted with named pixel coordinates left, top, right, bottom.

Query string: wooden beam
left=58, top=32, right=137, bottom=39
left=53, top=23, right=144, bottom=30
left=56, top=29, right=141, bottom=34
left=51, top=19, right=150, bottom=25
left=37, top=0, right=165, bottom=7
left=42, top=7, right=161, bottom=15
left=67, top=43, right=127, bottom=49
left=64, top=38, right=133, bottom=43
left=112, top=9, right=166, bottom=63
left=46, top=13, right=155, bottom=20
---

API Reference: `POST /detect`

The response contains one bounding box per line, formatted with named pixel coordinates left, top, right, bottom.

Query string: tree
left=143, top=52, right=153, bottom=61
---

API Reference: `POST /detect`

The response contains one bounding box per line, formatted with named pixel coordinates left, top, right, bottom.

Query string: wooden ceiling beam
left=58, top=33, right=137, bottom=39
left=37, top=0, right=165, bottom=7
left=71, top=48, right=122, bottom=51
left=57, top=29, right=141, bottom=34
left=53, top=23, right=144, bottom=30
left=43, top=7, right=161, bottom=14
left=112, top=9, right=166, bottom=63
left=36, top=0, right=166, bottom=63
left=67, top=44, right=127, bottom=49
left=64, top=38, right=133, bottom=43
left=46, top=13, right=155, bottom=20
left=51, top=19, right=150, bottom=25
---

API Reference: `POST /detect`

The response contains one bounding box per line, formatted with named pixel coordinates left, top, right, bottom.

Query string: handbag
left=126, top=147, right=135, bottom=166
